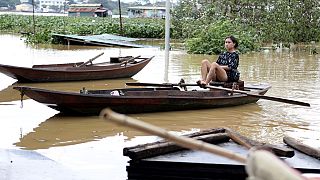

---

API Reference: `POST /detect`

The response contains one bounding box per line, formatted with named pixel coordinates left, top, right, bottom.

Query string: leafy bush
left=186, top=20, right=260, bottom=54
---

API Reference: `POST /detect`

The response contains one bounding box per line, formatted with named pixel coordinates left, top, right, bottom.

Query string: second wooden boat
left=13, top=83, right=271, bottom=115
left=0, top=55, right=153, bottom=82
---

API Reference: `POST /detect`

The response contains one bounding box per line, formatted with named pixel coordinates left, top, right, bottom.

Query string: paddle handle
left=205, top=85, right=310, bottom=107
left=126, top=82, right=200, bottom=87
left=78, top=52, right=104, bottom=67
left=100, top=108, right=247, bottom=164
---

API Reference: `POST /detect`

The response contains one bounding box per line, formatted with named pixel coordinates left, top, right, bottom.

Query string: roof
left=68, top=7, right=98, bottom=13
left=127, top=6, right=166, bottom=10
left=52, top=33, right=153, bottom=48
left=68, top=4, right=107, bottom=13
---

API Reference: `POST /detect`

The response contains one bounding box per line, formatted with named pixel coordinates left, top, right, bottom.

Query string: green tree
left=172, top=0, right=320, bottom=44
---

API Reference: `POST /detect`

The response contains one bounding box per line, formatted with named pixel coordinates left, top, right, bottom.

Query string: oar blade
left=255, top=94, right=310, bottom=107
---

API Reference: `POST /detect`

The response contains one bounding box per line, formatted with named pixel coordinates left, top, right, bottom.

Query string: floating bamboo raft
left=123, top=128, right=320, bottom=180
left=52, top=33, right=152, bottom=48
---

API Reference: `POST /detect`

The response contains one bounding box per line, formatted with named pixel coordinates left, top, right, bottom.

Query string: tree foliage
left=172, top=0, right=320, bottom=54
left=186, top=20, right=259, bottom=54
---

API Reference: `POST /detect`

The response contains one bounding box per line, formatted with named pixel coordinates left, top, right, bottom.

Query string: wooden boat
left=13, top=82, right=271, bottom=115
left=123, top=128, right=320, bottom=180
left=0, top=55, right=153, bottom=82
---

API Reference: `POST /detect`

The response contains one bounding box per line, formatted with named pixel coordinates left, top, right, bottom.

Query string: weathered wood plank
left=124, top=128, right=225, bottom=152
left=283, top=135, right=320, bottom=159
left=124, top=128, right=295, bottom=160
left=124, top=132, right=230, bottom=160
left=225, top=128, right=294, bottom=157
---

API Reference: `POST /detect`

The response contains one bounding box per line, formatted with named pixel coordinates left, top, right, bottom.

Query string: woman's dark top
left=216, top=51, right=240, bottom=82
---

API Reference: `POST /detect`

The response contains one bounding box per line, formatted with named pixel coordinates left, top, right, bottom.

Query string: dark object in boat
left=0, top=55, right=153, bottom=82
left=13, top=82, right=271, bottom=115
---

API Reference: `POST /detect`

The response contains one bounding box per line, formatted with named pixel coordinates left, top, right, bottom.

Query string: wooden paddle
left=100, top=108, right=247, bottom=163
left=77, top=52, right=104, bottom=67
left=126, top=82, right=310, bottom=107
left=204, top=84, right=310, bottom=107
left=126, top=82, right=199, bottom=87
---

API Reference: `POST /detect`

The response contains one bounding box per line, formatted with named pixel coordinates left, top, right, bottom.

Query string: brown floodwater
left=0, top=33, right=319, bottom=179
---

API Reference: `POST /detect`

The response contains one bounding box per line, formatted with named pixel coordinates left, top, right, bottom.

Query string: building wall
left=39, top=0, right=65, bottom=9
left=68, top=12, right=78, bottom=16
left=16, top=3, right=33, bottom=12
left=68, top=12, right=94, bottom=17
left=128, top=9, right=165, bottom=18
left=79, top=12, right=94, bottom=16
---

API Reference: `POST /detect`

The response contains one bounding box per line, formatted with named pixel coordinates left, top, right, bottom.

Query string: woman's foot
left=196, top=80, right=207, bottom=88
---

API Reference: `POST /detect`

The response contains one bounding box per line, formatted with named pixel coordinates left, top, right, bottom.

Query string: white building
left=16, top=3, right=33, bottom=12
left=38, top=0, right=66, bottom=12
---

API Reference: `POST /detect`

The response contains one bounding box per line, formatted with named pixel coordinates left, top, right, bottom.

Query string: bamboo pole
left=32, top=0, right=36, bottom=35
left=164, top=0, right=170, bottom=82
left=100, top=108, right=246, bottom=163
left=118, top=0, right=123, bottom=35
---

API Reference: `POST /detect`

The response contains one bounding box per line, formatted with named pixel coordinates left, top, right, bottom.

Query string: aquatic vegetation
left=0, top=15, right=165, bottom=44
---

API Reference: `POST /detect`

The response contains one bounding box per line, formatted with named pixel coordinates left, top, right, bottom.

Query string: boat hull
left=13, top=84, right=270, bottom=115
left=0, top=57, right=152, bottom=82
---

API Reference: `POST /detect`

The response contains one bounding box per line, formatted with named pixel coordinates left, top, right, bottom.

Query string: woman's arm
left=220, top=65, right=230, bottom=70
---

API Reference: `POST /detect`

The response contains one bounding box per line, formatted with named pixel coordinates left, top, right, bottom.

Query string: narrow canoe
left=0, top=56, right=153, bottom=82
left=13, top=83, right=271, bottom=115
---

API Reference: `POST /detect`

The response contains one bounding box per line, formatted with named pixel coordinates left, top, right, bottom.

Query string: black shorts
left=228, top=69, right=240, bottom=82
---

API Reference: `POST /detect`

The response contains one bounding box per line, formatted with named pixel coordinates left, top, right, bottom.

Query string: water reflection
left=15, top=102, right=312, bottom=150
left=0, top=78, right=140, bottom=103
left=0, top=83, right=23, bottom=102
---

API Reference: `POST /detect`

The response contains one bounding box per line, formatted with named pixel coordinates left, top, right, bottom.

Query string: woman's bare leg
left=205, top=62, right=227, bottom=84
left=200, top=59, right=211, bottom=83
left=215, top=64, right=228, bottom=82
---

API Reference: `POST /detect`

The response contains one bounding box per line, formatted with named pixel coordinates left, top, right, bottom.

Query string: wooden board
left=284, top=134, right=320, bottom=159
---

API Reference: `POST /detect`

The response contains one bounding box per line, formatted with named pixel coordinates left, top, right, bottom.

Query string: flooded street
left=0, top=33, right=319, bottom=179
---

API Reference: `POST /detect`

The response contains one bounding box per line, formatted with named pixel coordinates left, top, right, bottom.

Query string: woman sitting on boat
left=198, top=35, right=240, bottom=85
